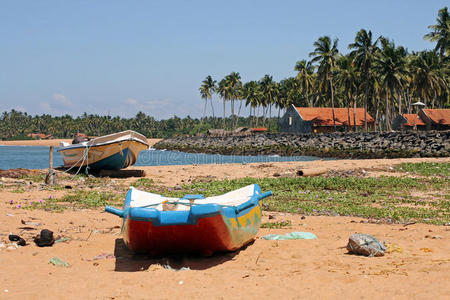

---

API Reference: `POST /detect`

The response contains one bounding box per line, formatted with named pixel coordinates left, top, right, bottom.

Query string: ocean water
left=0, top=146, right=323, bottom=170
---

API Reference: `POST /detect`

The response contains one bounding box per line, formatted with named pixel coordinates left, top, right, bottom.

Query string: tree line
left=199, top=7, right=449, bottom=131
left=0, top=110, right=278, bottom=140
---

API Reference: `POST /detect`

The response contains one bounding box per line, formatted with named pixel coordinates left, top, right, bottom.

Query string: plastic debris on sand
left=261, top=232, right=318, bottom=240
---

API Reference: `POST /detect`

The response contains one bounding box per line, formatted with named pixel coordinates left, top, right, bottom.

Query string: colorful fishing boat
left=58, top=130, right=149, bottom=170
left=105, top=184, right=272, bottom=255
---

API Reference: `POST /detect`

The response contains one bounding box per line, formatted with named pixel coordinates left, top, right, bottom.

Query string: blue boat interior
left=105, top=184, right=272, bottom=226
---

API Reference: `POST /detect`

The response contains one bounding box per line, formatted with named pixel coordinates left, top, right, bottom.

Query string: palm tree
left=294, top=60, right=315, bottom=106
left=409, top=51, right=447, bottom=108
left=259, top=75, right=277, bottom=130
left=336, top=55, right=358, bottom=131
left=424, top=7, right=450, bottom=60
left=222, top=72, right=242, bottom=129
left=217, top=78, right=232, bottom=129
left=199, top=75, right=216, bottom=124
left=241, top=81, right=261, bottom=127
left=309, top=36, right=340, bottom=131
left=373, top=37, right=408, bottom=130
left=348, top=29, right=379, bottom=131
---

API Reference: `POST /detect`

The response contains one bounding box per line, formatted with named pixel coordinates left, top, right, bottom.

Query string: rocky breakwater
left=153, top=131, right=450, bottom=159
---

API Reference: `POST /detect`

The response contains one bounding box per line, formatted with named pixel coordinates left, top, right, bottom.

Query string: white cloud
left=52, top=93, right=72, bottom=107
left=39, top=102, right=52, bottom=112
left=126, top=98, right=138, bottom=105
left=115, top=97, right=202, bottom=119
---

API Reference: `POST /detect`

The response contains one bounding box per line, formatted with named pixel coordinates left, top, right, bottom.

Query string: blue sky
left=0, top=0, right=447, bottom=119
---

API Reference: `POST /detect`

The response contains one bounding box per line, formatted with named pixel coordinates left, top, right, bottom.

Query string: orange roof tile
left=402, top=114, right=425, bottom=126
left=294, top=107, right=374, bottom=126
left=421, top=109, right=450, bottom=125
left=251, top=127, right=267, bottom=132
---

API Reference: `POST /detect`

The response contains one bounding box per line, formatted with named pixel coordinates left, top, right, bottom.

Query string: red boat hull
left=124, top=214, right=254, bottom=256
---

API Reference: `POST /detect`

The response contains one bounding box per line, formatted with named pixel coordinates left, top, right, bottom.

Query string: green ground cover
left=22, top=163, right=449, bottom=225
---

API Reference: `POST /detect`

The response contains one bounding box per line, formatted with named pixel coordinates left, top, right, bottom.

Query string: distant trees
left=199, top=6, right=449, bottom=132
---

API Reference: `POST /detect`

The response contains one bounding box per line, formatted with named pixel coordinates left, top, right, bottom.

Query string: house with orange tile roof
left=418, top=109, right=450, bottom=130
left=392, top=113, right=427, bottom=131
left=279, top=105, right=375, bottom=133
left=27, top=133, right=53, bottom=139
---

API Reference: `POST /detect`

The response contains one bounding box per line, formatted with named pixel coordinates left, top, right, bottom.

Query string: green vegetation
left=261, top=220, right=292, bottom=229
left=26, top=190, right=124, bottom=211
left=395, top=162, right=450, bottom=177
left=154, top=176, right=449, bottom=225
left=19, top=173, right=46, bottom=182
left=131, top=178, right=155, bottom=189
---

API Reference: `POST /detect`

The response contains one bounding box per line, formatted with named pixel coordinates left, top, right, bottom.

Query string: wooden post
left=45, top=146, right=55, bottom=185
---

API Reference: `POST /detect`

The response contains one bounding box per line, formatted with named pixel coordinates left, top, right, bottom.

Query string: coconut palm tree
left=424, top=7, right=450, bottom=60
left=373, top=37, right=408, bottom=130
left=294, top=60, right=315, bottom=106
left=348, top=29, right=379, bottom=131
left=259, top=75, right=277, bottom=130
left=409, top=51, right=447, bottom=108
left=217, top=78, right=232, bottom=129
left=199, top=75, right=216, bottom=124
left=241, top=81, right=261, bottom=127
left=222, top=72, right=242, bottom=129
left=336, top=55, right=358, bottom=131
left=309, top=36, right=340, bottom=131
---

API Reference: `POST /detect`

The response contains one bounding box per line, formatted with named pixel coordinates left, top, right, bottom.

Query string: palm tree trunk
left=347, top=96, right=351, bottom=132
left=262, top=106, right=267, bottom=127
left=223, top=100, right=226, bottom=129
left=202, top=99, right=207, bottom=125
left=330, top=76, right=336, bottom=131
left=353, top=99, right=357, bottom=132
left=256, top=106, right=260, bottom=127
left=231, top=99, right=235, bottom=129
left=363, top=68, right=369, bottom=132
left=210, top=98, right=215, bottom=118
left=268, top=103, right=272, bottom=132
left=236, top=100, right=243, bottom=128
left=385, top=92, right=391, bottom=131
left=375, top=96, right=381, bottom=132
left=209, top=98, right=215, bottom=128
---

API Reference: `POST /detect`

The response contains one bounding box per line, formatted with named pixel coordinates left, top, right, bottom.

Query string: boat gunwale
left=57, top=138, right=149, bottom=152
left=116, top=184, right=268, bottom=227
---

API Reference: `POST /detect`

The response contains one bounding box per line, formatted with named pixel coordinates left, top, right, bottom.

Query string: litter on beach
left=261, top=232, right=318, bottom=240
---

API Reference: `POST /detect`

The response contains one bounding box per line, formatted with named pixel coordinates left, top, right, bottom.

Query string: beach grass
left=19, top=173, right=46, bottom=182
left=261, top=220, right=292, bottom=229
left=157, top=176, right=449, bottom=225
left=25, top=190, right=124, bottom=211
left=20, top=169, right=449, bottom=224
left=394, top=162, right=450, bottom=177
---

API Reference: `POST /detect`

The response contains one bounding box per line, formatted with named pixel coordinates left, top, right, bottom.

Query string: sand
left=0, top=157, right=449, bottom=299
left=0, top=138, right=162, bottom=147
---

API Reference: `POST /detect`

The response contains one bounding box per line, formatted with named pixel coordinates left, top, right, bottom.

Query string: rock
left=34, top=229, right=55, bottom=247
left=346, top=233, right=386, bottom=257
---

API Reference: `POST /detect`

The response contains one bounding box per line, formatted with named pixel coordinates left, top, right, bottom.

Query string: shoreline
left=0, top=138, right=162, bottom=147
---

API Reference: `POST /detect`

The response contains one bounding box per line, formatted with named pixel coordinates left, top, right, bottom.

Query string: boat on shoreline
left=57, top=130, right=149, bottom=170
left=105, top=184, right=272, bottom=255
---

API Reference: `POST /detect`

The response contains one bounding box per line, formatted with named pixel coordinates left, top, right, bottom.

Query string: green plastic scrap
left=262, top=232, right=317, bottom=240
left=49, top=257, right=70, bottom=267
left=55, top=237, right=70, bottom=243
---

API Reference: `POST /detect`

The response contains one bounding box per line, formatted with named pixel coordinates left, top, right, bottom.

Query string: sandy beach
left=0, top=157, right=449, bottom=299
